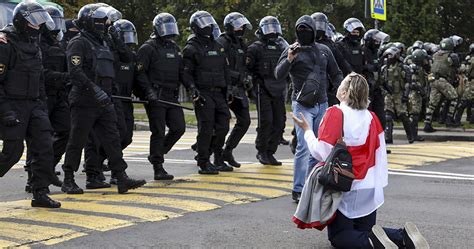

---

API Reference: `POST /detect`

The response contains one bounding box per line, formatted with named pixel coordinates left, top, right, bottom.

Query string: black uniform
left=0, top=26, right=54, bottom=191
left=336, top=36, right=366, bottom=74
left=136, top=37, right=185, bottom=167
left=246, top=37, right=288, bottom=158
left=364, top=46, right=386, bottom=129
left=183, top=34, right=231, bottom=166
left=63, top=32, right=128, bottom=181
left=216, top=33, right=251, bottom=157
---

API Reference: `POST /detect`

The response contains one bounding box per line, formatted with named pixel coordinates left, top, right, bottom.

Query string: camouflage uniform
left=381, top=60, right=413, bottom=143
left=407, top=62, right=429, bottom=141
left=424, top=49, right=460, bottom=129
left=455, top=55, right=474, bottom=123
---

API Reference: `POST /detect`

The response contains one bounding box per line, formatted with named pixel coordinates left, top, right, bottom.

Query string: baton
left=112, top=95, right=194, bottom=111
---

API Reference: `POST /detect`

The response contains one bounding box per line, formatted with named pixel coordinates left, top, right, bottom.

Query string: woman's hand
left=291, top=112, right=310, bottom=131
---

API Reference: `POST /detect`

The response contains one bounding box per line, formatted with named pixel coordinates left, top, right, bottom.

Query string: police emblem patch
left=71, top=56, right=81, bottom=66
left=136, top=62, right=144, bottom=71
left=0, top=64, right=5, bottom=74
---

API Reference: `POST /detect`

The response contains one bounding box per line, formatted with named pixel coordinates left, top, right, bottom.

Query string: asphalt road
left=0, top=128, right=473, bottom=248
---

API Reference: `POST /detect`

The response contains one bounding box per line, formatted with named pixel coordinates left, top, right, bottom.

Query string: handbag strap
left=337, top=110, right=345, bottom=145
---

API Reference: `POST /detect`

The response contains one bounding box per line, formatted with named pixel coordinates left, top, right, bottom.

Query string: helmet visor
left=156, top=22, right=179, bottom=37
left=373, top=31, right=390, bottom=43
left=91, top=6, right=122, bottom=22
left=122, top=31, right=138, bottom=44
left=314, top=21, right=327, bottom=32
left=51, top=16, right=66, bottom=31
left=260, top=23, right=281, bottom=35
left=194, top=14, right=217, bottom=28
left=24, top=9, right=55, bottom=30
left=345, top=19, right=364, bottom=32
left=212, top=25, right=221, bottom=39
left=230, top=16, right=252, bottom=30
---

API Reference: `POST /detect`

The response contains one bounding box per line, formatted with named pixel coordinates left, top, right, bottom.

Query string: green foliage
left=53, top=0, right=472, bottom=48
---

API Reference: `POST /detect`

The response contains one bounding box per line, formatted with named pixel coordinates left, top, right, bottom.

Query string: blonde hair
left=340, top=72, right=370, bottom=110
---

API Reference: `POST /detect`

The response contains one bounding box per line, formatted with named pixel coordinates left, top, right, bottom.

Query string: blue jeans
left=292, top=101, right=328, bottom=193
left=328, top=210, right=404, bottom=249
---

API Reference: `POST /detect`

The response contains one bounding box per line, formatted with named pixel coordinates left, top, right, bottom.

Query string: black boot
left=423, top=123, right=436, bottom=133
left=50, top=173, right=63, bottom=187
left=109, top=171, right=118, bottom=185
left=86, top=174, right=111, bottom=189
left=445, top=115, right=460, bottom=128
left=267, top=153, right=282, bottom=166
left=61, top=172, right=84, bottom=194
left=223, top=148, right=241, bottom=168
left=31, top=188, right=61, bottom=208
left=256, top=152, right=271, bottom=165
left=197, top=161, right=219, bottom=175
left=153, top=164, right=174, bottom=180
left=454, top=100, right=468, bottom=124
left=213, top=154, right=234, bottom=172
left=401, top=116, right=414, bottom=144
left=411, top=115, right=424, bottom=141
left=116, top=171, right=146, bottom=194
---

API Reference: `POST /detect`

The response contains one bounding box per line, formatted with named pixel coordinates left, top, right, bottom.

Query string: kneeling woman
left=292, top=73, right=429, bottom=249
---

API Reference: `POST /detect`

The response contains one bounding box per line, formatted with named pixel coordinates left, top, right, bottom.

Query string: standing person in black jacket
left=61, top=3, right=145, bottom=194
left=246, top=16, right=288, bottom=166
left=275, top=15, right=343, bottom=203
left=216, top=12, right=253, bottom=168
left=135, top=13, right=186, bottom=180
left=336, top=18, right=366, bottom=75
left=182, top=11, right=233, bottom=174
left=0, top=2, right=60, bottom=208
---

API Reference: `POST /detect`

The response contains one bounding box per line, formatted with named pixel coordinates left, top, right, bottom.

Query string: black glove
left=145, top=89, right=159, bottom=105
left=2, top=111, right=20, bottom=127
left=226, top=90, right=234, bottom=103
left=242, top=74, right=253, bottom=91
left=92, top=85, right=111, bottom=107
left=108, top=26, right=121, bottom=43
left=191, top=87, right=205, bottom=107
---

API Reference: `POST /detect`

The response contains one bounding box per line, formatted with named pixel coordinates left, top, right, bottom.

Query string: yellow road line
left=388, top=154, right=445, bottom=163
left=188, top=175, right=292, bottom=189
left=0, top=239, right=20, bottom=248
left=59, top=201, right=181, bottom=222
left=233, top=167, right=293, bottom=175
left=56, top=193, right=220, bottom=213
left=0, top=221, right=86, bottom=245
left=129, top=188, right=260, bottom=204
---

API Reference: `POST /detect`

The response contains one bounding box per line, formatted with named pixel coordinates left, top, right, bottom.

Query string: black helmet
left=412, top=48, right=428, bottom=65
left=258, top=16, right=282, bottom=36
left=363, top=29, right=390, bottom=46
left=412, top=40, right=423, bottom=50
left=153, top=13, right=179, bottom=38
left=343, top=17, right=365, bottom=33
left=76, top=3, right=121, bottom=32
left=449, top=35, right=463, bottom=48
left=439, top=37, right=454, bottom=51
left=393, top=42, right=406, bottom=53
left=113, top=19, right=137, bottom=44
left=223, top=12, right=252, bottom=34
left=383, top=46, right=400, bottom=59
left=44, top=6, right=65, bottom=32
left=469, top=43, right=474, bottom=54
left=13, top=1, right=54, bottom=31
left=190, top=10, right=218, bottom=38
left=310, top=12, right=328, bottom=33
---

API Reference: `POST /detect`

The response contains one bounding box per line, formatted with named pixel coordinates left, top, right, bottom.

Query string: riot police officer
left=363, top=29, right=390, bottom=131
left=182, top=11, right=233, bottom=174
left=407, top=49, right=430, bottom=141
left=0, top=1, right=60, bottom=208
left=454, top=43, right=474, bottom=124
left=424, top=38, right=460, bottom=131
left=62, top=3, right=146, bottom=194
left=381, top=47, right=414, bottom=143
left=336, top=18, right=366, bottom=75
left=246, top=16, right=288, bottom=166
left=216, top=12, right=253, bottom=168
left=311, top=12, right=350, bottom=106
left=136, top=13, right=186, bottom=180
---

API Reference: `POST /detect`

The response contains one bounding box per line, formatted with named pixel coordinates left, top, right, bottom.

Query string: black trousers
left=83, top=99, right=130, bottom=176
left=26, top=92, right=70, bottom=170
left=255, top=88, right=285, bottom=155
left=62, top=103, right=127, bottom=174
left=0, top=100, right=53, bottom=190
left=194, top=91, right=230, bottom=164
left=225, top=97, right=251, bottom=151
left=369, top=89, right=386, bottom=129
left=121, top=101, right=134, bottom=148
left=145, top=100, right=185, bottom=165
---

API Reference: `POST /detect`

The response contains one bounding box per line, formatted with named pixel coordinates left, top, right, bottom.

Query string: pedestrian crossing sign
left=371, top=0, right=387, bottom=21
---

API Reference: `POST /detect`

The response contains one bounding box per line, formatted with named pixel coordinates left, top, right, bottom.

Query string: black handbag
left=296, top=71, right=321, bottom=107
left=318, top=112, right=355, bottom=192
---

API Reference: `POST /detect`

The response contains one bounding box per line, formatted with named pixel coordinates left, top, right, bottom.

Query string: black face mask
left=234, top=29, right=245, bottom=37
left=197, top=26, right=213, bottom=38
left=349, top=34, right=361, bottom=43
left=315, top=30, right=325, bottom=40
left=25, top=25, right=41, bottom=40
left=297, top=30, right=314, bottom=46
left=264, top=33, right=278, bottom=42
left=387, top=57, right=397, bottom=65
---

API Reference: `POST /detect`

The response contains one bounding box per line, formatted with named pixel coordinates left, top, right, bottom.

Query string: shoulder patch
left=0, top=64, right=5, bottom=74
left=136, top=62, right=144, bottom=72
left=71, top=56, right=81, bottom=66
